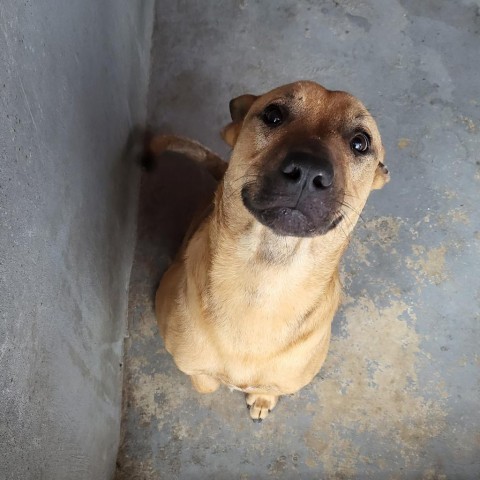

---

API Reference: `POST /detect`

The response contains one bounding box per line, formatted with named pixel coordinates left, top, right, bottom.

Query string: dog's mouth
left=329, top=213, right=344, bottom=230
left=255, top=206, right=343, bottom=237
left=242, top=187, right=344, bottom=237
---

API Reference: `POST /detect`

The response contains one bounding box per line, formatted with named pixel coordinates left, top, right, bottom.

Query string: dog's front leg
left=246, top=393, right=279, bottom=422
left=190, top=374, right=220, bottom=394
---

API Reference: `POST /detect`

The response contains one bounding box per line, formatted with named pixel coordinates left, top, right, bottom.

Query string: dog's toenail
left=252, top=418, right=262, bottom=423
left=246, top=404, right=251, bottom=410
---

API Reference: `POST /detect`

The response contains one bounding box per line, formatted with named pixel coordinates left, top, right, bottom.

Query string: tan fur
left=154, top=81, right=389, bottom=421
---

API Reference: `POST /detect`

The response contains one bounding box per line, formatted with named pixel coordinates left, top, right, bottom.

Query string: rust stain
left=136, top=312, right=157, bottom=339
left=458, top=115, right=478, bottom=134
left=405, top=245, right=448, bottom=285
left=349, top=216, right=403, bottom=267
left=397, top=138, right=411, bottom=149
left=116, top=453, right=154, bottom=480
left=304, top=297, right=447, bottom=475
left=442, top=189, right=458, bottom=200
left=445, top=208, right=470, bottom=225
left=349, top=238, right=371, bottom=266
left=368, top=216, right=402, bottom=245
left=421, top=467, right=447, bottom=480
left=129, top=368, right=184, bottom=424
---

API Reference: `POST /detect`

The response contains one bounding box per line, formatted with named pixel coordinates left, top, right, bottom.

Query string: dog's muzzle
left=242, top=148, right=344, bottom=237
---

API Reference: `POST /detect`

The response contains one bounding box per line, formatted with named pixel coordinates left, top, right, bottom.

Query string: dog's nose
left=280, top=151, right=334, bottom=190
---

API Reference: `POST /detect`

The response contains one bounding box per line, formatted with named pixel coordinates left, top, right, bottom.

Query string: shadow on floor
left=115, top=152, right=217, bottom=479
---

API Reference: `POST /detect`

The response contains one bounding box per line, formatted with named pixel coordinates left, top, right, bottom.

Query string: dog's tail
left=132, top=129, right=228, bottom=181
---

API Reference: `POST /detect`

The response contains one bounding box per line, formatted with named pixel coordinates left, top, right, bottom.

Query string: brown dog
left=152, top=81, right=389, bottom=421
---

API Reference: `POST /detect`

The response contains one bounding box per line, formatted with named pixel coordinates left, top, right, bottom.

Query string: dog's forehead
left=260, top=81, right=374, bottom=128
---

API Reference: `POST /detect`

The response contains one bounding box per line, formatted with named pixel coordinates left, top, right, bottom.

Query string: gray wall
left=0, top=1, right=154, bottom=478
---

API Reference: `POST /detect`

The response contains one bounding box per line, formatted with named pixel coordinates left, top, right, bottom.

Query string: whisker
left=224, top=180, right=257, bottom=203
left=337, top=207, right=354, bottom=235
left=224, top=184, right=246, bottom=203
left=342, top=211, right=357, bottom=235
left=343, top=192, right=361, bottom=202
left=230, top=173, right=261, bottom=185
left=336, top=210, right=350, bottom=241
left=339, top=201, right=366, bottom=224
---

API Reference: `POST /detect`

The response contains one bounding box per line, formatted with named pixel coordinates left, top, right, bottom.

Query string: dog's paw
left=190, top=374, right=220, bottom=394
left=245, top=394, right=278, bottom=422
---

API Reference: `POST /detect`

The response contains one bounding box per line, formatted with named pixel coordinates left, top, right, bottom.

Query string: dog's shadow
left=133, top=150, right=219, bottom=301
left=123, top=148, right=305, bottom=441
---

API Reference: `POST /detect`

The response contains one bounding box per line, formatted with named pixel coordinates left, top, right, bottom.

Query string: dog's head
left=221, top=81, right=389, bottom=237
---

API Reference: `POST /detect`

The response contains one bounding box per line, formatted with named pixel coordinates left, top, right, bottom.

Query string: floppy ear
left=371, top=162, right=390, bottom=190
left=221, top=94, right=258, bottom=147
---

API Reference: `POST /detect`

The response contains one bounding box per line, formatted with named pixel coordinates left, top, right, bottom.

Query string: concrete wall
left=0, top=1, right=154, bottom=478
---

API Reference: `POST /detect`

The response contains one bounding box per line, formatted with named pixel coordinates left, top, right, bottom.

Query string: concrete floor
left=116, top=1, right=480, bottom=478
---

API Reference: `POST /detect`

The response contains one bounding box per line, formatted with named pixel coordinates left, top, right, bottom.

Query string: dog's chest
left=209, top=269, right=316, bottom=336
left=210, top=247, right=314, bottom=314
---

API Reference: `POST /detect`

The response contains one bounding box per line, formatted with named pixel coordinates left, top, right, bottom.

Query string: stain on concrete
left=304, top=297, right=447, bottom=476
left=405, top=245, right=448, bottom=285
left=458, top=115, right=478, bottom=134
left=397, top=138, right=411, bottom=149
left=345, top=13, right=372, bottom=32
left=349, top=216, right=403, bottom=266
left=421, top=468, right=447, bottom=480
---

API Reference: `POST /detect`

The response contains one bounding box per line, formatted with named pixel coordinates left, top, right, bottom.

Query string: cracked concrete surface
left=116, top=1, right=479, bottom=478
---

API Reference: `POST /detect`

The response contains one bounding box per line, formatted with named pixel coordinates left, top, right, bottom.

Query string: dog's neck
left=208, top=184, right=348, bottom=291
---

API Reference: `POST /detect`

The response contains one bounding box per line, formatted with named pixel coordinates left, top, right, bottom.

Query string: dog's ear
left=228, top=94, right=258, bottom=122
left=371, top=162, right=390, bottom=190
left=221, top=94, right=258, bottom=147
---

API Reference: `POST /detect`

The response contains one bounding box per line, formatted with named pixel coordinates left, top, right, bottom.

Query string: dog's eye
left=262, top=105, right=284, bottom=127
left=350, top=132, right=370, bottom=154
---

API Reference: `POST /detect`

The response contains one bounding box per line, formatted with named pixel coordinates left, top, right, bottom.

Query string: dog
left=151, top=81, right=389, bottom=421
